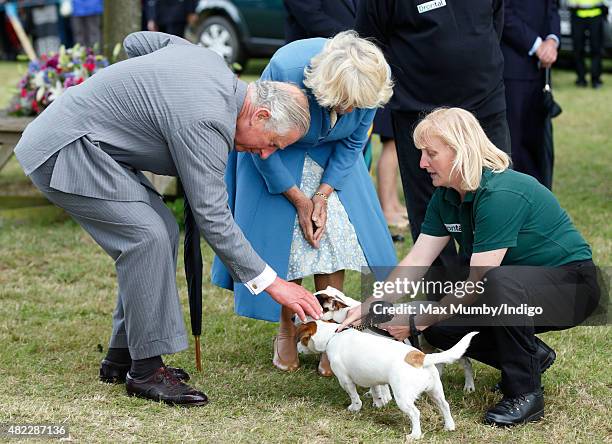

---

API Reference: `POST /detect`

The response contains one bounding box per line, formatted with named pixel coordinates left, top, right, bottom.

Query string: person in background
left=356, top=0, right=510, bottom=268
left=70, top=0, right=103, bottom=48
left=145, top=0, right=197, bottom=38
left=568, top=0, right=608, bottom=88
left=0, top=0, right=19, bottom=60
left=282, top=0, right=356, bottom=43
left=374, top=108, right=407, bottom=230
left=502, top=0, right=560, bottom=189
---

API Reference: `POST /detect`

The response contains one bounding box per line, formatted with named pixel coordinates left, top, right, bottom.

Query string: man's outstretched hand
left=266, top=277, right=322, bottom=321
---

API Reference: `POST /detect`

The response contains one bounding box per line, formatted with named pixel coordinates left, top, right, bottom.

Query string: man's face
left=235, top=109, right=302, bottom=160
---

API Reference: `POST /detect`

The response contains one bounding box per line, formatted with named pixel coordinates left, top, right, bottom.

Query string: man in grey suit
left=14, top=32, right=322, bottom=406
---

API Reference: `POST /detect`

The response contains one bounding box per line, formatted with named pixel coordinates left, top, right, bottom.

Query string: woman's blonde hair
left=303, top=31, right=393, bottom=110
left=413, top=108, right=511, bottom=191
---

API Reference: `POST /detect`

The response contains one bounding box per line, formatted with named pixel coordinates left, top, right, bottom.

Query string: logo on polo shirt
left=445, top=223, right=461, bottom=233
left=417, top=0, right=447, bottom=14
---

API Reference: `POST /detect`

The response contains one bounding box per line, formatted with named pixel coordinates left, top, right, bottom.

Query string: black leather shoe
left=535, top=337, right=556, bottom=374
left=125, top=367, right=208, bottom=406
left=484, top=390, right=544, bottom=426
left=99, top=359, right=190, bottom=384
left=491, top=338, right=556, bottom=392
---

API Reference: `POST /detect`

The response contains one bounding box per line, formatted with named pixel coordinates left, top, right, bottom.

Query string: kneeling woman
left=340, top=108, right=600, bottom=427
left=212, top=32, right=398, bottom=375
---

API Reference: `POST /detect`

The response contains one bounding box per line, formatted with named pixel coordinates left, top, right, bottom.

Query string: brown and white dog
left=312, top=286, right=476, bottom=393
left=297, top=320, right=478, bottom=440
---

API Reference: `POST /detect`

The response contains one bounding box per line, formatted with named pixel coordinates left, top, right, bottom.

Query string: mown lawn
left=0, top=60, right=611, bottom=443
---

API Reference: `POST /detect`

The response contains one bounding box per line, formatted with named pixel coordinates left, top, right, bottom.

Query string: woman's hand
left=311, top=194, right=328, bottom=248
left=385, top=326, right=411, bottom=341
left=284, top=186, right=317, bottom=247
left=336, top=304, right=365, bottom=332
left=295, top=196, right=317, bottom=247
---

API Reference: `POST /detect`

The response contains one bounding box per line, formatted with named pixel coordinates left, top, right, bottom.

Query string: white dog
left=297, top=319, right=478, bottom=440
left=313, top=286, right=476, bottom=393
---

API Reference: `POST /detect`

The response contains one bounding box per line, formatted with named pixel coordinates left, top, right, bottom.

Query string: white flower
left=32, top=71, right=45, bottom=88
left=48, top=80, right=64, bottom=102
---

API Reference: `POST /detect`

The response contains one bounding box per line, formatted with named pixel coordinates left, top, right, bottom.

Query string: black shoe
left=99, top=359, right=190, bottom=384
left=484, top=390, right=544, bottom=426
left=575, top=79, right=588, bottom=87
left=592, top=80, right=603, bottom=89
left=125, top=367, right=208, bottom=406
left=535, top=337, right=556, bottom=374
left=491, top=338, right=555, bottom=392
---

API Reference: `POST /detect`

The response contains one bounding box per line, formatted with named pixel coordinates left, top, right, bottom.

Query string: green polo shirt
left=421, top=169, right=592, bottom=266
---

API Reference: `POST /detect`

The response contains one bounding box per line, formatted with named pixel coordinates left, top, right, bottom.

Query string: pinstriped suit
left=15, top=32, right=267, bottom=359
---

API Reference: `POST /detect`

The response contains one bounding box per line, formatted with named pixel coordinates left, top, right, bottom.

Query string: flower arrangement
left=8, top=45, right=110, bottom=117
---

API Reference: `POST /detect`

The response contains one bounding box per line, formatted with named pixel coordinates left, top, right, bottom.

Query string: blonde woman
left=212, top=31, right=398, bottom=375
left=340, top=108, right=599, bottom=427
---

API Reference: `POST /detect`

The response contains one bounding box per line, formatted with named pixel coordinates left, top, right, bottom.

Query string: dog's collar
left=347, top=323, right=394, bottom=339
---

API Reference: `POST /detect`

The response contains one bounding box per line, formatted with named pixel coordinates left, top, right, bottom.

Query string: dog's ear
left=331, top=300, right=348, bottom=311
left=296, top=321, right=318, bottom=346
left=315, top=293, right=330, bottom=307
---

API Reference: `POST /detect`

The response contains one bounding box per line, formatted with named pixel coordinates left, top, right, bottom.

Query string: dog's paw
left=463, top=380, right=475, bottom=393
left=347, top=402, right=362, bottom=413
left=381, top=385, right=393, bottom=404
left=444, top=419, right=456, bottom=431
left=372, top=398, right=386, bottom=408
left=406, top=431, right=422, bottom=441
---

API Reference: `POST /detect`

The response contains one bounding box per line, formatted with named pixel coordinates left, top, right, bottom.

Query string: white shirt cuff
left=245, top=264, right=277, bottom=295
left=546, top=34, right=560, bottom=48
left=529, top=36, right=543, bottom=56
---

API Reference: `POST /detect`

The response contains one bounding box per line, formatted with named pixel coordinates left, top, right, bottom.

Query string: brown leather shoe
left=273, top=335, right=300, bottom=372
left=125, top=367, right=208, bottom=406
left=99, top=359, right=190, bottom=384
left=317, top=352, right=334, bottom=377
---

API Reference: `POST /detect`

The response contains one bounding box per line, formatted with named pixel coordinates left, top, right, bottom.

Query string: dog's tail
left=405, top=332, right=478, bottom=368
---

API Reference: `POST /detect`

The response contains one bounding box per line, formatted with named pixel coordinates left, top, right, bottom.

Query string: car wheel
left=197, top=16, right=244, bottom=66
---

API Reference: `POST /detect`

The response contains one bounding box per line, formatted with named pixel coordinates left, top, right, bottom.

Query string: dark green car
left=193, top=0, right=285, bottom=67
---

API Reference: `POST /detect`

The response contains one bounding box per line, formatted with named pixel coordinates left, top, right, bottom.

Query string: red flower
left=83, top=62, right=95, bottom=72
left=76, top=77, right=84, bottom=85
left=31, top=100, right=40, bottom=113
left=21, top=88, right=27, bottom=98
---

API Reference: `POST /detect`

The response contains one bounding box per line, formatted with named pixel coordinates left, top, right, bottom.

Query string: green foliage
left=165, top=197, right=185, bottom=230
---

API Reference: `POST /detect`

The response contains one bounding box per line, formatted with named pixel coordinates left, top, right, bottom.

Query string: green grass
left=0, top=63, right=611, bottom=443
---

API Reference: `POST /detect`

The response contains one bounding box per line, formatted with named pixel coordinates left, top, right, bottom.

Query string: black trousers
left=505, top=78, right=550, bottom=189
left=571, top=14, right=604, bottom=84
left=391, top=110, right=511, bottom=266
left=423, top=261, right=601, bottom=397
left=159, top=22, right=188, bottom=38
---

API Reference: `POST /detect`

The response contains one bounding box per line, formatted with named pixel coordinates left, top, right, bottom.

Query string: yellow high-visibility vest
left=567, top=0, right=606, bottom=17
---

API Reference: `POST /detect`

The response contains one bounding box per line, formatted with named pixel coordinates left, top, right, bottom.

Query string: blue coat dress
left=211, top=38, right=397, bottom=322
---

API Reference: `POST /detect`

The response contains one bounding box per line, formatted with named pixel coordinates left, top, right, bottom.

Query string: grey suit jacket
left=14, top=31, right=266, bottom=283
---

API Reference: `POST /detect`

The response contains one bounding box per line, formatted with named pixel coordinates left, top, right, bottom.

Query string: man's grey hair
left=250, top=81, right=310, bottom=137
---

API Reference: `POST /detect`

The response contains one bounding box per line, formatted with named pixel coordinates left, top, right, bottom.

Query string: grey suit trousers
left=30, top=152, right=189, bottom=360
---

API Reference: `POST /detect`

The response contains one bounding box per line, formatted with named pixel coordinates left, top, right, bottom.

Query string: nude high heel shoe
left=273, top=333, right=300, bottom=372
